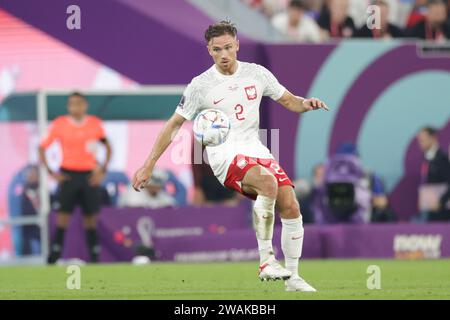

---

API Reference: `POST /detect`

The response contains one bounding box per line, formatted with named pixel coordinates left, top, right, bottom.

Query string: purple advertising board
left=49, top=207, right=450, bottom=263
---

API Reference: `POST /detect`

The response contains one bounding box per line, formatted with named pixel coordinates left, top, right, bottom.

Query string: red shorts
left=224, top=154, right=294, bottom=200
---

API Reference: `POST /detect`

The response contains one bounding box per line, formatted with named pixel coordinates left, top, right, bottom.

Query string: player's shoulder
left=87, top=115, right=103, bottom=125
left=189, top=74, right=203, bottom=87
left=239, top=61, right=259, bottom=70
left=240, top=62, right=273, bottom=79
left=240, top=61, right=269, bottom=73
left=52, top=115, right=68, bottom=126
left=188, top=66, right=216, bottom=88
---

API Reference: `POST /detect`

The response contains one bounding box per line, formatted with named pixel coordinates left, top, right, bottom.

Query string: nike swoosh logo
left=213, top=98, right=224, bottom=105
left=291, top=236, right=303, bottom=240
left=279, top=177, right=289, bottom=182
left=262, top=215, right=271, bottom=219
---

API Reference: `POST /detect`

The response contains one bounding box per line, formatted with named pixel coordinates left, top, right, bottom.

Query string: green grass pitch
left=1, top=259, right=449, bottom=299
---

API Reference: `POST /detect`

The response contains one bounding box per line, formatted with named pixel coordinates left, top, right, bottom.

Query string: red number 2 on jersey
left=235, top=104, right=245, bottom=121
left=270, top=163, right=286, bottom=176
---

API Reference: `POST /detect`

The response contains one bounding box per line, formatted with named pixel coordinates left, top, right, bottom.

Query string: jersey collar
left=66, top=115, right=88, bottom=126
left=212, top=60, right=241, bottom=79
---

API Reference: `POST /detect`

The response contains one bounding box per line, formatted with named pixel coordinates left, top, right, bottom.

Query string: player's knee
left=260, top=174, right=278, bottom=198
left=56, top=213, right=71, bottom=228
left=83, top=216, right=97, bottom=229
left=281, top=199, right=300, bottom=219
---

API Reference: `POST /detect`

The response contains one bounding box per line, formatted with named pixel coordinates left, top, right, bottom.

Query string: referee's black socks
left=47, top=227, right=66, bottom=264
left=85, top=228, right=100, bottom=263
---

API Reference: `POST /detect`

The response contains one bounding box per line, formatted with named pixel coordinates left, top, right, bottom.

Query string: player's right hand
left=51, top=172, right=70, bottom=183
left=132, top=166, right=152, bottom=192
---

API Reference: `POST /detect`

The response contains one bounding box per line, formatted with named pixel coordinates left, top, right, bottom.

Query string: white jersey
left=175, top=61, right=286, bottom=184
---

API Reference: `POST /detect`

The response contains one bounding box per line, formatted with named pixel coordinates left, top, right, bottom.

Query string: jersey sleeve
left=175, top=80, right=203, bottom=121
left=258, top=65, right=286, bottom=101
left=39, top=119, right=59, bottom=149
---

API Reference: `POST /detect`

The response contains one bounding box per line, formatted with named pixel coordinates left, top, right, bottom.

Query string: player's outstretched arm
left=132, top=113, right=186, bottom=191
left=277, top=90, right=329, bottom=113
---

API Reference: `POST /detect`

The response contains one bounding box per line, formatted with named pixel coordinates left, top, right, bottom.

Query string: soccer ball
left=193, top=109, right=231, bottom=147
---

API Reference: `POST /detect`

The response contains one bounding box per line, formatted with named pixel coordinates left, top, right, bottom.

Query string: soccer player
left=39, top=92, right=112, bottom=264
left=132, top=21, right=328, bottom=292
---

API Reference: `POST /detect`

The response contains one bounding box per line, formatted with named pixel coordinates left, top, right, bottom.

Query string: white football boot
left=285, top=275, right=317, bottom=292
left=258, top=256, right=292, bottom=281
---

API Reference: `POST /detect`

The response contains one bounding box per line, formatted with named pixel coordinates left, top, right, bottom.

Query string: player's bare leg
left=242, top=165, right=292, bottom=281
left=276, top=186, right=316, bottom=292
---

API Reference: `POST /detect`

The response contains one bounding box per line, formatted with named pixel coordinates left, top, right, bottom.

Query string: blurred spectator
left=163, top=170, right=188, bottom=206
left=349, top=0, right=417, bottom=29
left=407, top=0, right=450, bottom=41
left=293, top=178, right=313, bottom=223
left=392, top=0, right=421, bottom=28
left=101, top=171, right=130, bottom=207
left=348, top=0, right=372, bottom=29
left=303, top=145, right=398, bottom=224
left=20, top=165, right=41, bottom=255
left=312, top=142, right=373, bottom=224
left=312, top=162, right=326, bottom=187
left=369, top=174, right=397, bottom=222
left=192, top=139, right=241, bottom=206
left=304, top=0, right=326, bottom=19
left=242, top=0, right=265, bottom=11
left=243, top=0, right=325, bottom=18
left=415, top=127, right=450, bottom=221
left=118, top=169, right=177, bottom=209
left=271, top=0, right=322, bottom=42
left=354, top=0, right=405, bottom=38
left=242, top=0, right=288, bottom=17
left=293, top=163, right=325, bottom=223
left=318, top=0, right=356, bottom=40
left=406, top=0, right=428, bottom=28
left=241, top=0, right=267, bottom=14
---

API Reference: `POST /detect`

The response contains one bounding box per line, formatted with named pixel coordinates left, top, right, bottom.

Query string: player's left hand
left=302, top=97, right=329, bottom=112
left=89, top=167, right=105, bottom=186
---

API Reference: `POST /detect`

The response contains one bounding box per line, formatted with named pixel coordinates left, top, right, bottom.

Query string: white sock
left=257, top=239, right=273, bottom=264
left=281, top=216, right=304, bottom=277
left=253, top=195, right=276, bottom=264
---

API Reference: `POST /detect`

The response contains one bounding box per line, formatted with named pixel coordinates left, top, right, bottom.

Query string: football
left=193, top=109, right=231, bottom=147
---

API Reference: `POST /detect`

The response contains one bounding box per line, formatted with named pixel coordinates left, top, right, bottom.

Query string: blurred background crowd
left=241, top=0, right=450, bottom=42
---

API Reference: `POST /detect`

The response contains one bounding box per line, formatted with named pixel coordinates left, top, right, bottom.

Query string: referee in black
left=39, top=92, right=112, bottom=264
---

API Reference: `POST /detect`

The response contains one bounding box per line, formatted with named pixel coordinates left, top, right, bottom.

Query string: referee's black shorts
left=56, top=168, right=102, bottom=215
